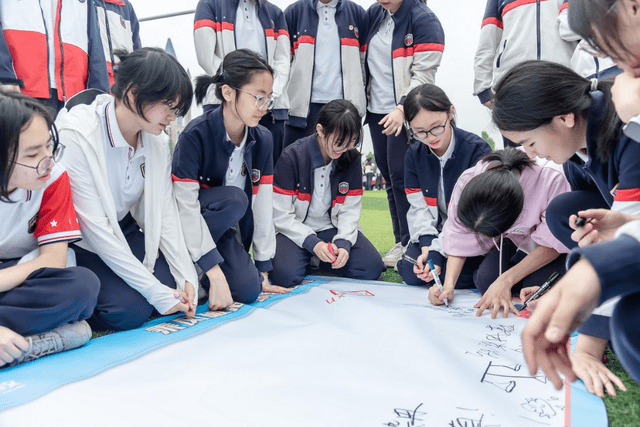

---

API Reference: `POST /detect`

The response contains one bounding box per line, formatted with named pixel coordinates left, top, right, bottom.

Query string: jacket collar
left=306, top=134, right=328, bottom=169
left=209, top=104, right=257, bottom=155
left=310, top=0, right=342, bottom=11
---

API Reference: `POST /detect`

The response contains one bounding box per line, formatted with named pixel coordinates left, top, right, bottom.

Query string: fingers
left=263, top=283, right=291, bottom=294
left=332, top=250, right=349, bottom=269
left=520, top=286, right=538, bottom=301
left=577, top=228, right=601, bottom=248
left=428, top=286, right=444, bottom=306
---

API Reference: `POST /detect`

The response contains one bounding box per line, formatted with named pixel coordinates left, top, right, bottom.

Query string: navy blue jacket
left=404, top=126, right=492, bottom=267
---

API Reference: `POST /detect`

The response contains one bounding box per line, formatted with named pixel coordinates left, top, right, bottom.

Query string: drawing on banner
left=383, top=403, right=426, bottom=427
left=448, top=408, right=499, bottom=427
left=325, top=289, right=374, bottom=304
left=521, top=397, right=564, bottom=421
left=403, top=302, right=476, bottom=318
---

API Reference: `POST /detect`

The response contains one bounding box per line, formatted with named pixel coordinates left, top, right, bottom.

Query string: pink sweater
left=444, top=160, right=571, bottom=257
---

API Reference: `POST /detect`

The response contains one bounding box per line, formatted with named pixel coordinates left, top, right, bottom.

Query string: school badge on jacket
left=339, top=182, right=349, bottom=194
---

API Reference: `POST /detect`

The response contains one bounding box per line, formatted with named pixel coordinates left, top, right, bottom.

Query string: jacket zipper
left=536, top=0, right=541, bottom=60
left=37, top=0, right=52, bottom=97
left=57, top=0, right=67, bottom=101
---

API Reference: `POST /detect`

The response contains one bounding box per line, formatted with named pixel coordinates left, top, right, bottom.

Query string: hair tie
left=502, top=164, right=512, bottom=172
left=590, top=78, right=598, bottom=92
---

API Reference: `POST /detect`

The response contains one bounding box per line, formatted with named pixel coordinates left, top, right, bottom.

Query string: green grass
left=360, top=191, right=640, bottom=427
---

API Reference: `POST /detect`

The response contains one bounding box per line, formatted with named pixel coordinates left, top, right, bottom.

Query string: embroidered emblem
left=140, top=163, right=146, bottom=178
left=354, top=26, right=359, bottom=38
left=120, top=16, right=126, bottom=29
left=28, top=213, right=38, bottom=234
left=338, top=182, right=349, bottom=195
left=251, top=168, right=261, bottom=183
left=404, top=33, right=413, bottom=46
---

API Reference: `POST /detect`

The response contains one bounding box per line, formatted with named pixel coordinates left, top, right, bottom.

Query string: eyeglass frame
left=12, top=124, right=64, bottom=176
left=232, top=87, right=275, bottom=110
left=406, top=117, right=450, bottom=141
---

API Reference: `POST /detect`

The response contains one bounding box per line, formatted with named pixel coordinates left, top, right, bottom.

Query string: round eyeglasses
left=233, top=87, right=275, bottom=110
left=407, top=118, right=449, bottom=141
left=13, top=128, right=64, bottom=176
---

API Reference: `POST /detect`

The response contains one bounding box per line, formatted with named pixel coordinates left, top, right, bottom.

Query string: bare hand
left=521, top=259, right=601, bottom=389
left=313, top=241, right=337, bottom=264
left=0, top=326, right=29, bottom=367
left=572, top=349, right=627, bottom=398
left=570, top=209, right=636, bottom=247
left=379, top=107, right=405, bottom=136
left=207, top=265, right=234, bottom=311
left=332, top=248, right=349, bottom=269
left=482, top=99, right=494, bottom=110
left=1, top=84, right=21, bottom=93
left=520, top=286, right=540, bottom=310
left=413, top=251, right=440, bottom=283
left=612, top=71, right=640, bottom=123
left=428, top=284, right=453, bottom=306
left=261, top=272, right=290, bottom=294
left=475, top=277, right=520, bottom=318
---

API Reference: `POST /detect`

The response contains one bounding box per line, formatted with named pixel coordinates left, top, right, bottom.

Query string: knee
left=229, top=270, right=262, bottom=304
left=94, top=293, right=154, bottom=331
left=270, top=263, right=305, bottom=288
left=397, top=260, right=423, bottom=286
left=546, top=194, right=572, bottom=234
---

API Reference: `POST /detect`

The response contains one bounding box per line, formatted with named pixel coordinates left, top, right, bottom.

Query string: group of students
left=1, top=0, right=639, bottom=405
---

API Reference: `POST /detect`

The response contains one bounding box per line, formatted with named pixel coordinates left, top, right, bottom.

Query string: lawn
left=360, top=190, right=640, bottom=427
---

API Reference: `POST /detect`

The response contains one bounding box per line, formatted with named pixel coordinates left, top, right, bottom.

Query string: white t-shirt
left=235, top=0, right=267, bottom=60
left=367, top=12, right=396, bottom=114
left=303, top=160, right=335, bottom=232
left=224, top=129, right=248, bottom=190
left=311, top=0, right=343, bottom=103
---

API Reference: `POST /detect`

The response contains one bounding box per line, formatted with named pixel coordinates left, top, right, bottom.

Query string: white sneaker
left=383, top=242, right=406, bottom=268
left=10, top=320, right=91, bottom=366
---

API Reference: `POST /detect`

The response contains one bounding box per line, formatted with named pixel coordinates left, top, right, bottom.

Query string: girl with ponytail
left=430, top=148, right=571, bottom=319
left=172, top=49, right=289, bottom=312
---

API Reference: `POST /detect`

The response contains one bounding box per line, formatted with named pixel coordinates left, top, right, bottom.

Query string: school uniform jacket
left=404, top=127, right=492, bottom=267
left=55, top=92, right=199, bottom=314
left=273, top=135, right=363, bottom=253
left=193, top=0, right=290, bottom=119
left=0, top=0, right=109, bottom=101
left=563, top=91, right=640, bottom=215
left=94, top=0, right=142, bottom=88
left=171, top=105, right=276, bottom=273
left=364, top=0, right=444, bottom=106
left=474, top=0, right=576, bottom=104
left=284, top=0, right=368, bottom=126
left=444, top=159, right=571, bottom=258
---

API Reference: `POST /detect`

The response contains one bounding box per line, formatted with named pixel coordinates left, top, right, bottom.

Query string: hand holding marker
left=521, top=271, right=561, bottom=311
left=427, top=259, right=449, bottom=307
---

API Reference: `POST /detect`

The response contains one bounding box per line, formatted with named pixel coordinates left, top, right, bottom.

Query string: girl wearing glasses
left=270, top=99, right=384, bottom=288
left=364, top=0, right=445, bottom=269
left=172, top=49, right=289, bottom=312
left=429, top=148, right=571, bottom=319
left=0, top=91, right=99, bottom=367
left=395, top=84, right=492, bottom=287
left=55, top=48, right=199, bottom=331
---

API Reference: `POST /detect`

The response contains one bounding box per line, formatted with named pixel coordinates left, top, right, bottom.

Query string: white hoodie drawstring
left=491, top=234, right=504, bottom=276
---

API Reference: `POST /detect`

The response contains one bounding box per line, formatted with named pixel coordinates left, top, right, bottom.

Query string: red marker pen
left=328, top=243, right=337, bottom=263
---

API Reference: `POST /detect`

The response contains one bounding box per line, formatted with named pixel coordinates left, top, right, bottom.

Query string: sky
left=129, top=0, right=503, bottom=155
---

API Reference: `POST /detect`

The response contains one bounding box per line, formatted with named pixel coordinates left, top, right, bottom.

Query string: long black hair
left=194, top=49, right=273, bottom=106
left=404, top=83, right=456, bottom=126
left=568, top=0, right=627, bottom=61
left=457, top=148, right=534, bottom=238
left=492, top=60, right=620, bottom=162
left=0, top=90, right=56, bottom=201
left=316, top=99, right=363, bottom=171
left=111, top=47, right=193, bottom=119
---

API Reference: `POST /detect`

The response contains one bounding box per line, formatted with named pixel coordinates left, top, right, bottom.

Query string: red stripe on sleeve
left=274, top=186, right=297, bottom=196
left=297, top=192, right=311, bottom=202
left=559, top=2, right=568, bottom=13
left=341, top=37, right=360, bottom=48
left=171, top=174, right=199, bottom=184
left=614, top=188, right=640, bottom=202
left=194, top=19, right=218, bottom=31
left=481, top=17, right=503, bottom=29
left=414, top=43, right=445, bottom=53
left=260, top=175, right=273, bottom=185
left=222, top=22, right=234, bottom=32
left=293, top=35, right=315, bottom=50
left=424, top=196, right=437, bottom=207
left=503, top=0, right=539, bottom=17
left=405, top=188, right=422, bottom=195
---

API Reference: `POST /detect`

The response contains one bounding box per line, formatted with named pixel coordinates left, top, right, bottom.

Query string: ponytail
left=493, top=60, right=620, bottom=162
left=457, top=148, right=533, bottom=238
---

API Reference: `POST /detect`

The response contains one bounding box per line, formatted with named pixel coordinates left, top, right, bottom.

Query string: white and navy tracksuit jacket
left=171, top=104, right=276, bottom=273
left=0, top=0, right=109, bottom=101
left=94, top=0, right=141, bottom=88
left=364, top=0, right=444, bottom=105
left=273, top=135, right=363, bottom=253
left=193, top=0, right=290, bottom=120
left=474, top=0, right=576, bottom=104
left=284, top=0, right=368, bottom=126
left=402, top=127, right=493, bottom=269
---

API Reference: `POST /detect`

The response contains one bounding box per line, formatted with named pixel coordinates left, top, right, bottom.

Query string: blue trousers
left=396, top=242, right=482, bottom=288
left=611, top=291, right=640, bottom=385
left=283, top=103, right=325, bottom=149
left=0, top=262, right=99, bottom=336
left=270, top=229, right=385, bottom=288
left=198, top=186, right=262, bottom=305
left=73, top=214, right=181, bottom=331
left=546, top=190, right=609, bottom=250
left=367, top=112, right=411, bottom=246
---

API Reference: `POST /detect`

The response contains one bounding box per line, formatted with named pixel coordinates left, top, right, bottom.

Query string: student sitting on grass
left=395, top=83, right=492, bottom=287
left=270, top=99, right=385, bottom=288
left=429, top=149, right=570, bottom=318
left=492, top=59, right=640, bottom=397
left=0, top=91, right=99, bottom=367
left=56, top=48, right=199, bottom=331
left=172, top=49, right=289, bottom=312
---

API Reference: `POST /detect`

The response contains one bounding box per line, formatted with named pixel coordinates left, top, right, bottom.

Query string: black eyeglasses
left=406, top=118, right=449, bottom=141
left=13, top=126, right=64, bottom=176
left=233, top=87, right=275, bottom=110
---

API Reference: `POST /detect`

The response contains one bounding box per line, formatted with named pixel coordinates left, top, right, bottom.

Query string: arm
left=0, top=20, right=21, bottom=89
left=86, top=0, right=110, bottom=92
left=0, top=242, right=68, bottom=292
left=473, top=0, right=502, bottom=105
left=333, top=161, right=364, bottom=254
left=251, top=147, right=276, bottom=273
left=128, top=2, right=142, bottom=50
left=194, top=0, right=223, bottom=76
left=429, top=255, right=465, bottom=305
left=557, top=0, right=580, bottom=42
left=475, top=245, right=560, bottom=318
left=270, top=10, right=290, bottom=102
